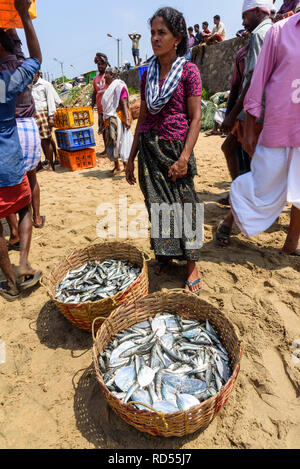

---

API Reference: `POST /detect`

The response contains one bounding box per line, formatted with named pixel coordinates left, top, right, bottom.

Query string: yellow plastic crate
left=54, top=107, right=94, bottom=129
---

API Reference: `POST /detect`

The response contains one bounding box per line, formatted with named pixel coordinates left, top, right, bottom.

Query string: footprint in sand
left=268, top=296, right=300, bottom=342
left=262, top=347, right=297, bottom=402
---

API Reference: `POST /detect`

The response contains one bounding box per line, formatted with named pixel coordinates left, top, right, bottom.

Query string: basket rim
left=45, top=241, right=147, bottom=306
left=93, top=289, right=242, bottom=420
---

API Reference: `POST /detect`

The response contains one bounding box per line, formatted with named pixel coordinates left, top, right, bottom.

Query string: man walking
left=91, top=53, right=109, bottom=155
left=221, top=1, right=273, bottom=146
left=0, top=0, right=43, bottom=301
left=216, top=8, right=300, bottom=256
left=32, top=71, right=59, bottom=171
left=0, top=28, right=45, bottom=251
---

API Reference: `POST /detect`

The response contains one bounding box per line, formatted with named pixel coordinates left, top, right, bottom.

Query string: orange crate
left=0, top=0, right=36, bottom=28
left=58, top=148, right=96, bottom=172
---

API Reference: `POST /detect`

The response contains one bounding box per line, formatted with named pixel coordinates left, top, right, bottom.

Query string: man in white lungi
left=215, top=7, right=300, bottom=256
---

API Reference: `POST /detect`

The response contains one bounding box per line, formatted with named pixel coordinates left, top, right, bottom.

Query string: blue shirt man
left=0, top=57, right=40, bottom=187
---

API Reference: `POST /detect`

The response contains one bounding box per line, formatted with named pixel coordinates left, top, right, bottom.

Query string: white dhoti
left=214, top=108, right=227, bottom=126
left=230, top=145, right=300, bottom=237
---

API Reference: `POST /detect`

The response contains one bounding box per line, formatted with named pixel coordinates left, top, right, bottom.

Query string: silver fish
left=56, top=259, right=141, bottom=304
left=124, top=382, right=140, bottom=403
left=114, top=365, right=136, bottom=392
left=177, top=394, right=200, bottom=411
left=148, top=382, right=159, bottom=403
left=131, top=389, right=152, bottom=410
left=99, top=312, right=232, bottom=414
left=110, top=340, right=136, bottom=364
left=162, top=384, right=177, bottom=408
left=137, top=365, right=156, bottom=388
left=152, top=400, right=178, bottom=413
left=150, top=316, right=166, bottom=337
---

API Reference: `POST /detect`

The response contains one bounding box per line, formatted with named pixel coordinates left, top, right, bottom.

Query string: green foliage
left=128, top=86, right=140, bottom=96
left=62, top=86, right=81, bottom=105
left=201, top=87, right=211, bottom=101
left=55, top=76, right=71, bottom=85
left=201, top=101, right=217, bottom=131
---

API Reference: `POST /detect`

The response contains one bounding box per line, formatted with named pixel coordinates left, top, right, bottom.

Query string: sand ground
left=0, top=113, right=299, bottom=449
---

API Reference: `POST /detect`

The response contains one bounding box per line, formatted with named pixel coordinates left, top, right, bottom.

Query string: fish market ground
left=0, top=114, right=299, bottom=449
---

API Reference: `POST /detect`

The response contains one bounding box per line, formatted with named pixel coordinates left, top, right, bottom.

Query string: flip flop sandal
left=17, top=271, right=43, bottom=291
left=0, top=281, right=21, bottom=301
left=6, top=241, right=20, bottom=251
left=185, top=279, right=202, bottom=295
left=33, top=216, right=46, bottom=229
left=215, top=221, right=231, bottom=247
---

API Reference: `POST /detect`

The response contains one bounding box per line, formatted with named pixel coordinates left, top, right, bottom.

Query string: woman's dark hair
left=149, top=7, right=188, bottom=57
left=0, top=29, right=15, bottom=54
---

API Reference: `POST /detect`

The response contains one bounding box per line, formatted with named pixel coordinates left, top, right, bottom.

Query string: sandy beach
left=0, top=112, right=299, bottom=449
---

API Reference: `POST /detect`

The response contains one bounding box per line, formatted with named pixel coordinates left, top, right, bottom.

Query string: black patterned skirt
left=138, top=131, right=202, bottom=262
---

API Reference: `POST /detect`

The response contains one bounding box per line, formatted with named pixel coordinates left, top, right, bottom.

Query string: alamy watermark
left=96, top=195, right=204, bottom=250
left=291, top=79, right=300, bottom=104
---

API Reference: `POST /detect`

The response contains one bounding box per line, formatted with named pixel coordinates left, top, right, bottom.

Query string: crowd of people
left=0, top=0, right=299, bottom=301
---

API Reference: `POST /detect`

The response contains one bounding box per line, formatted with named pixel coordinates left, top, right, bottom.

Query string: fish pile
left=55, top=259, right=141, bottom=304
left=99, top=313, right=232, bottom=413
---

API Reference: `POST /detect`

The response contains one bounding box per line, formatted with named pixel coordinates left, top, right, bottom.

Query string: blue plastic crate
left=138, top=65, right=149, bottom=80
left=55, top=127, right=96, bottom=151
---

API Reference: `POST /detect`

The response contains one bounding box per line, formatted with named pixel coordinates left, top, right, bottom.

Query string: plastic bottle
left=0, top=0, right=36, bottom=29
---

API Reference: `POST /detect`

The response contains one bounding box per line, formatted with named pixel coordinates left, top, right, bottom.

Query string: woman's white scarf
left=145, top=55, right=187, bottom=115
left=102, top=79, right=128, bottom=120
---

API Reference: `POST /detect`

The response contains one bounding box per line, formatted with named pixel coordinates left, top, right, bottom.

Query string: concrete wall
left=198, top=36, right=248, bottom=94
left=120, top=36, right=248, bottom=95
left=120, top=68, right=140, bottom=91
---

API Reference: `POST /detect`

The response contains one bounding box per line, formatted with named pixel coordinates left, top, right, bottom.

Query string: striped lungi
left=17, top=117, right=42, bottom=172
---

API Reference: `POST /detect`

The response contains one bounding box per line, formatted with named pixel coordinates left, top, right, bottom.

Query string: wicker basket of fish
left=93, top=289, right=242, bottom=437
left=46, top=242, right=148, bottom=332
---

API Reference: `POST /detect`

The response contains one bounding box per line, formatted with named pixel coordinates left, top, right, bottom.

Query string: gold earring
left=174, top=43, right=178, bottom=51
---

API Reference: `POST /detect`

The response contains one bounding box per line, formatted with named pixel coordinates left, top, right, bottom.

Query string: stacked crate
left=54, top=107, right=97, bottom=171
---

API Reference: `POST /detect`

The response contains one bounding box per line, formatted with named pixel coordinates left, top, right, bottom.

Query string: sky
left=17, top=0, right=278, bottom=80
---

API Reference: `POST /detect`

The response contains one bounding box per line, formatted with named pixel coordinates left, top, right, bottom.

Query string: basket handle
left=92, top=316, right=114, bottom=342
left=128, top=401, right=169, bottom=430
left=39, top=276, right=52, bottom=298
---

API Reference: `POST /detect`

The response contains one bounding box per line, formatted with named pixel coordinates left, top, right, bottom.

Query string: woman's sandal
left=185, top=279, right=202, bottom=295
left=215, top=221, right=231, bottom=247
left=0, top=281, right=21, bottom=302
